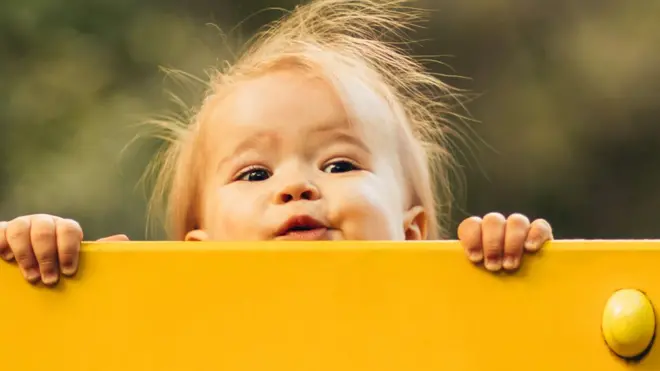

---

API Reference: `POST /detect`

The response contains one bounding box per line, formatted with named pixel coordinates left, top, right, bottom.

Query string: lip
left=275, top=215, right=330, bottom=241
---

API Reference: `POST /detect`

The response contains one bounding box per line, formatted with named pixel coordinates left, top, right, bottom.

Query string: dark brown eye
left=323, top=160, right=358, bottom=174
left=238, top=168, right=271, bottom=182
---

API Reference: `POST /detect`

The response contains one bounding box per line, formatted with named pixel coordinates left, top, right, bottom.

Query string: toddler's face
left=187, top=69, right=426, bottom=241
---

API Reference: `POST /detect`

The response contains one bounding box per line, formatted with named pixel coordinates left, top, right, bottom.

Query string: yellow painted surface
left=1, top=240, right=659, bottom=371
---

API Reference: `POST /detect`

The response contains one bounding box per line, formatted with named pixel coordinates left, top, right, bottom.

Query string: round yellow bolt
left=602, top=289, right=656, bottom=359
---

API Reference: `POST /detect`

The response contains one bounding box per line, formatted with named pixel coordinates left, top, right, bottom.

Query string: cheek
left=327, top=173, right=405, bottom=240
left=203, top=185, right=268, bottom=240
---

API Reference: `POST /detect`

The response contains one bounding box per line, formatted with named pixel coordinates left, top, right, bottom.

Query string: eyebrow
left=310, top=124, right=372, bottom=155
left=216, top=123, right=371, bottom=170
left=216, top=132, right=277, bottom=169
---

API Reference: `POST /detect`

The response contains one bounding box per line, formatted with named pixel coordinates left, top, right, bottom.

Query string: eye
left=323, top=160, right=360, bottom=174
left=236, top=167, right=271, bottom=182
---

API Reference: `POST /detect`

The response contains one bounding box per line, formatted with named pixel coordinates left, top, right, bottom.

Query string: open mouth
left=276, top=215, right=329, bottom=240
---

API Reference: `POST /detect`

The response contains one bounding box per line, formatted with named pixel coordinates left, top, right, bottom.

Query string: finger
left=457, top=216, right=483, bottom=262
left=525, top=219, right=553, bottom=252
left=503, top=213, right=530, bottom=271
left=481, top=212, right=506, bottom=271
left=0, top=221, right=13, bottom=261
left=56, top=218, right=83, bottom=276
left=6, top=217, right=40, bottom=282
left=96, top=234, right=130, bottom=242
left=30, top=214, right=59, bottom=285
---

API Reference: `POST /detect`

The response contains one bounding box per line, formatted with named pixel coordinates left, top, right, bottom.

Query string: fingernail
left=503, top=256, right=518, bottom=270
left=524, top=240, right=536, bottom=250
left=42, top=272, right=59, bottom=285
left=468, top=250, right=483, bottom=262
left=24, top=268, right=40, bottom=282
left=484, top=258, right=502, bottom=271
left=0, top=221, right=7, bottom=228
left=61, top=262, right=77, bottom=276
left=40, top=263, right=60, bottom=284
left=1, top=250, right=13, bottom=261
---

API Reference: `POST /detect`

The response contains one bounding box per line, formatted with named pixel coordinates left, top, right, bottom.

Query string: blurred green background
left=1, top=0, right=659, bottom=240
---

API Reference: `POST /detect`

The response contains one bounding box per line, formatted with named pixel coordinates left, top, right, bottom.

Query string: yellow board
left=1, top=240, right=659, bottom=371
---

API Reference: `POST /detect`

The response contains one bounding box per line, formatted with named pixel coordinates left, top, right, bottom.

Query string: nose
left=274, top=178, right=321, bottom=204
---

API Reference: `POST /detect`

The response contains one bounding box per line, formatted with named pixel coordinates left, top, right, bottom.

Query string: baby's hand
left=0, top=214, right=128, bottom=285
left=457, top=212, right=553, bottom=272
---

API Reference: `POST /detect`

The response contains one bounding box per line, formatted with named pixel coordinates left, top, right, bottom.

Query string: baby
left=0, top=0, right=552, bottom=286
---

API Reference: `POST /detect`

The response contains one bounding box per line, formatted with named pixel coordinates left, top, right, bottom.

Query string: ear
left=403, top=205, right=427, bottom=240
left=185, top=229, right=209, bottom=242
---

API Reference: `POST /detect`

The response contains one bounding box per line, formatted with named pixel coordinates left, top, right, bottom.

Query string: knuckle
left=483, top=236, right=502, bottom=251
left=63, top=218, right=82, bottom=229
left=484, top=246, right=502, bottom=258
left=535, top=218, right=552, bottom=230
left=32, top=228, right=55, bottom=243
left=507, top=213, right=530, bottom=225
left=504, top=242, right=523, bottom=254
left=57, top=219, right=83, bottom=238
left=10, top=216, right=31, bottom=225
left=34, top=245, right=57, bottom=261
left=483, top=212, right=506, bottom=224
left=36, top=253, right=57, bottom=267
left=483, top=225, right=503, bottom=242
left=507, top=224, right=529, bottom=240
left=58, top=250, right=76, bottom=265
left=466, top=215, right=483, bottom=223
left=6, top=218, right=30, bottom=240
left=6, top=229, right=28, bottom=243
left=457, top=217, right=478, bottom=234
left=459, top=216, right=482, bottom=227
left=485, top=249, right=502, bottom=260
left=58, top=245, right=79, bottom=263
left=531, top=219, right=552, bottom=234
left=14, top=253, right=36, bottom=268
left=31, top=213, right=54, bottom=221
left=31, top=216, right=55, bottom=235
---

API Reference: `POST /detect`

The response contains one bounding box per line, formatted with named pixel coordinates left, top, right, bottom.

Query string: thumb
left=96, top=234, right=130, bottom=242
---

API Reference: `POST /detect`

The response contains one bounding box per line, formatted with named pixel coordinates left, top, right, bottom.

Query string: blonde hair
left=148, top=0, right=465, bottom=240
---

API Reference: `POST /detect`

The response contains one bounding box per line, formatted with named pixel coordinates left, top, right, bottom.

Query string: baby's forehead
left=204, top=68, right=399, bottom=148
left=212, top=71, right=343, bottom=128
